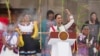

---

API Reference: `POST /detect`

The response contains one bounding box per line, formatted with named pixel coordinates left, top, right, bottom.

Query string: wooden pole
left=6, top=0, right=11, bottom=23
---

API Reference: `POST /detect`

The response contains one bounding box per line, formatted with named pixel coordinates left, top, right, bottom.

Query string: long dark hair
left=55, top=13, right=61, bottom=19
left=46, top=10, right=54, bottom=20
left=55, top=13, right=63, bottom=24
left=90, top=12, right=99, bottom=24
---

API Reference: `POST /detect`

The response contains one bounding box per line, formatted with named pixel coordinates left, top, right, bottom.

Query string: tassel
left=31, top=21, right=38, bottom=39
left=15, top=28, right=24, bottom=47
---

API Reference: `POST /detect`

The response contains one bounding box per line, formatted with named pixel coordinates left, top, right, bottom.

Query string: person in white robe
left=49, top=9, right=75, bottom=56
left=0, top=24, right=19, bottom=56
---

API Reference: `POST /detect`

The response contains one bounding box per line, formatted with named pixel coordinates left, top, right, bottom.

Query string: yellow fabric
left=31, top=21, right=38, bottom=39
left=15, top=28, right=24, bottom=47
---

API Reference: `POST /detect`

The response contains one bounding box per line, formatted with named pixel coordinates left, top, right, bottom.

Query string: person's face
left=48, top=14, right=54, bottom=20
left=56, top=15, right=63, bottom=24
left=7, top=26, right=15, bottom=33
left=8, top=29, right=14, bottom=32
left=82, top=26, right=90, bottom=35
left=91, top=14, right=97, bottom=21
left=23, top=15, right=30, bottom=22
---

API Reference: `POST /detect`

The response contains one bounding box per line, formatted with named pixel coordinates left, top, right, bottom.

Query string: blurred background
left=0, top=0, right=100, bottom=27
left=0, top=0, right=100, bottom=54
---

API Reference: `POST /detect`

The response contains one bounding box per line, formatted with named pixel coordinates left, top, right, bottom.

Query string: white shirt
left=49, top=15, right=74, bottom=32
left=3, top=32, right=18, bottom=46
left=18, top=22, right=34, bottom=32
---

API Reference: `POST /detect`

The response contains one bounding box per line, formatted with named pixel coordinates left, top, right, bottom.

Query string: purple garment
left=78, top=46, right=88, bottom=56
left=77, top=33, right=89, bottom=56
left=44, top=20, right=54, bottom=56
left=46, top=20, right=55, bottom=31
left=45, top=20, right=55, bottom=48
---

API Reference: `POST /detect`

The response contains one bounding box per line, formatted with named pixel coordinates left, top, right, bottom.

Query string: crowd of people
left=0, top=9, right=100, bottom=56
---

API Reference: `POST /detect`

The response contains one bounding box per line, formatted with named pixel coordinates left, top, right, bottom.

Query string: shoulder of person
left=32, top=21, right=38, bottom=24
left=69, top=23, right=76, bottom=27
left=53, top=20, right=56, bottom=24
left=49, top=25, right=56, bottom=32
left=3, top=31, right=8, bottom=37
left=78, top=33, right=85, bottom=37
left=96, top=21, right=100, bottom=25
left=42, top=19, right=47, bottom=22
left=78, top=33, right=82, bottom=36
left=17, top=22, right=22, bottom=26
left=41, top=19, right=48, bottom=26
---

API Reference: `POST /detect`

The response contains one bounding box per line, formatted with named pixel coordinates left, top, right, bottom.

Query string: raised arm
left=65, top=9, right=71, bottom=16
left=64, top=9, right=74, bottom=30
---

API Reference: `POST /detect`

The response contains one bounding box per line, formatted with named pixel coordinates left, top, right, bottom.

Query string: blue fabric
left=41, top=19, right=48, bottom=48
left=2, top=31, right=7, bottom=37
left=41, top=19, right=55, bottom=56
left=41, top=19, right=55, bottom=48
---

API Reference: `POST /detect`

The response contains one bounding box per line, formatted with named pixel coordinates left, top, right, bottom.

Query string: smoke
left=16, top=2, right=49, bottom=24
left=16, top=7, right=39, bottom=24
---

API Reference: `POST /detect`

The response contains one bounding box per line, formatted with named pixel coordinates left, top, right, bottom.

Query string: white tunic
left=49, top=15, right=74, bottom=56
left=0, top=32, right=19, bottom=56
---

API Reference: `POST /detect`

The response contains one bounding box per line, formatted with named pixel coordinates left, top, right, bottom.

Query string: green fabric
left=41, top=19, right=47, bottom=48
left=57, top=26, right=60, bottom=32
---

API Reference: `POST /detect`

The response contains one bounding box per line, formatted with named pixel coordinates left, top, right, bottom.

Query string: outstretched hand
left=65, top=9, right=71, bottom=15
left=65, top=9, right=69, bottom=12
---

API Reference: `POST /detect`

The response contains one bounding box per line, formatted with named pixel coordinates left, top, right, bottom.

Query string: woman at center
left=49, top=9, right=74, bottom=56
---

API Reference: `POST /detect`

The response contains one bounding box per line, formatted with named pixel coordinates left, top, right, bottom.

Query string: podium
left=48, top=32, right=76, bottom=56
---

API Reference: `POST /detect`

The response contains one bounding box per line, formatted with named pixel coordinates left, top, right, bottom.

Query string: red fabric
left=51, top=26, right=56, bottom=32
left=0, top=17, right=9, bottom=25
left=68, top=23, right=77, bottom=53
left=0, top=30, right=3, bottom=53
left=71, top=41, right=77, bottom=53
left=0, top=17, right=9, bottom=53
left=68, top=23, right=76, bottom=32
